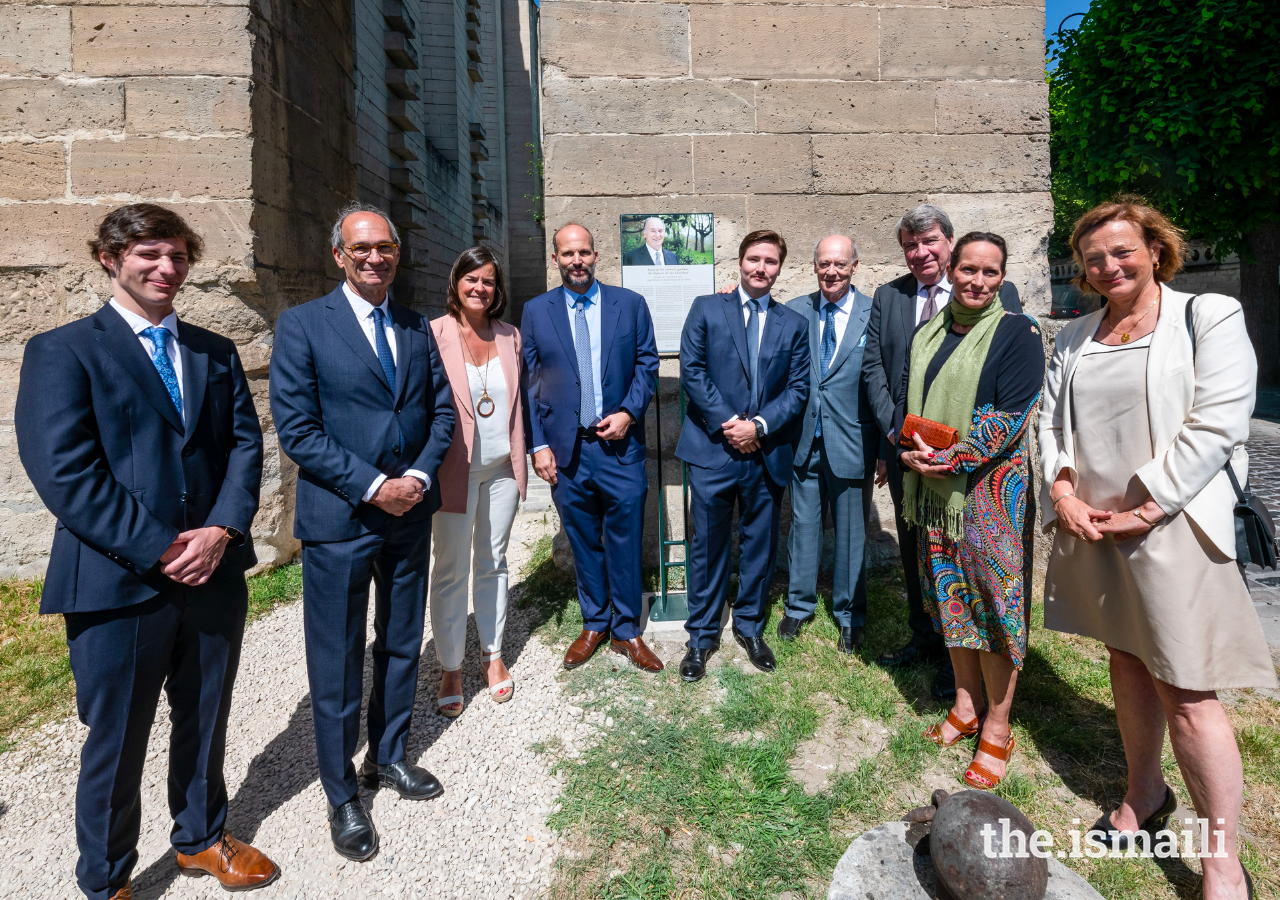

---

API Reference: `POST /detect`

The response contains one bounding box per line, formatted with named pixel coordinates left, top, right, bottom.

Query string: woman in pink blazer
left=428, top=247, right=528, bottom=717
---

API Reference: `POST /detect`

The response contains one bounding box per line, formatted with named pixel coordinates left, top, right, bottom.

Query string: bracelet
left=1051, top=492, right=1075, bottom=506
left=1133, top=508, right=1157, bottom=525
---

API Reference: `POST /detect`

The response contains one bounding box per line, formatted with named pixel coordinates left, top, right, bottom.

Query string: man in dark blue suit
left=269, top=204, right=454, bottom=860
left=521, top=223, right=662, bottom=672
left=16, top=204, right=276, bottom=899
left=676, top=229, right=810, bottom=681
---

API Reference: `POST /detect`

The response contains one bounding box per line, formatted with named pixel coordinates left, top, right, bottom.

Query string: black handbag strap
left=1224, top=457, right=1249, bottom=503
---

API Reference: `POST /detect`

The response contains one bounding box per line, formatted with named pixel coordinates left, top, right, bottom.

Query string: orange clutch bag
left=899, top=414, right=958, bottom=450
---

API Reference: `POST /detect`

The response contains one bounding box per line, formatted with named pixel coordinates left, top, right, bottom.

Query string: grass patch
left=0, top=561, right=304, bottom=750
left=513, top=557, right=1280, bottom=900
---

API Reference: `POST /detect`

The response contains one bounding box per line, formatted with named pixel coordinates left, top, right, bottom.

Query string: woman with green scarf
left=894, top=232, right=1044, bottom=790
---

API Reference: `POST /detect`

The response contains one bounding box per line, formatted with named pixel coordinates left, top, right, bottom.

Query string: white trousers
left=429, top=458, right=520, bottom=671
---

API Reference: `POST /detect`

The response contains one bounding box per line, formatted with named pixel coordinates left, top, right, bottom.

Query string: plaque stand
left=648, top=364, right=690, bottom=623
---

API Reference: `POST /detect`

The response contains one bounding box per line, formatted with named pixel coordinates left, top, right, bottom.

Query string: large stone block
left=937, top=80, right=1049, bottom=134
left=542, top=74, right=755, bottom=135
left=881, top=7, right=1044, bottom=80
left=70, top=135, right=252, bottom=198
left=0, top=270, right=66, bottom=344
left=756, top=81, right=936, bottom=134
left=125, top=77, right=251, bottom=134
left=691, top=5, right=877, bottom=79
left=0, top=7, right=72, bottom=76
left=812, top=134, right=1049, bottom=195
left=0, top=143, right=67, bottom=201
left=544, top=135, right=693, bottom=196
left=72, top=7, right=252, bottom=77
left=693, top=134, right=810, bottom=194
left=0, top=78, right=124, bottom=136
left=542, top=2, right=688, bottom=78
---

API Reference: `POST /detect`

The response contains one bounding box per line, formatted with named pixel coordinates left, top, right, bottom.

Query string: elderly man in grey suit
left=778, top=235, right=880, bottom=653
left=862, top=203, right=1022, bottom=697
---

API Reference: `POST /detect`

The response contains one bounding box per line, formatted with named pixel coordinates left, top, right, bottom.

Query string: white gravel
left=0, top=486, right=585, bottom=899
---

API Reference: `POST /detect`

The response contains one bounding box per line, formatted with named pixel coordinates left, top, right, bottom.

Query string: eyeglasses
left=341, top=242, right=400, bottom=260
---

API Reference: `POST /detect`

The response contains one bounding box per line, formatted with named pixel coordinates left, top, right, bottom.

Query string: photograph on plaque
left=619, top=213, right=714, bottom=354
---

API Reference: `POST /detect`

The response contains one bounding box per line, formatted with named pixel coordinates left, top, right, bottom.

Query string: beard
left=560, top=262, right=595, bottom=291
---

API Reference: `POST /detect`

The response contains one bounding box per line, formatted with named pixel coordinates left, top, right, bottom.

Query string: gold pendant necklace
left=461, top=322, right=497, bottom=418
left=1112, top=295, right=1160, bottom=344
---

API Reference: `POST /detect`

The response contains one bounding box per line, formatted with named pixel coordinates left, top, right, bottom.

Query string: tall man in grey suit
left=779, top=235, right=879, bottom=653
left=862, top=203, right=1022, bottom=699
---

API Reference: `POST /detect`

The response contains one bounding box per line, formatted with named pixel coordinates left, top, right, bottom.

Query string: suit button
left=179, top=492, right=190, bottom=502
left=182, top=446, right=196, bottom=457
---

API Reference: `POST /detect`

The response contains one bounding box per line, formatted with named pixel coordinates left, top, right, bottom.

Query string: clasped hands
left=900, top=432, right=955, bottom=478
left=721, top=417, right=760, bottom=453
left=1053, top=487, right=1166, bottom=543
left=159, top=525, right=232, bottom=586
left=370, top=475, right=426, bottom=516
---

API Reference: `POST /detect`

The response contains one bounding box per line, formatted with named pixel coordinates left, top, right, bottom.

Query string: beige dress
left=1043, top=335, right=1277, bottom=691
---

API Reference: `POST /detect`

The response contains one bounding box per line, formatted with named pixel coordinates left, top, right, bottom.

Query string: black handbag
left=1185, top=297, right=1279, bottom=569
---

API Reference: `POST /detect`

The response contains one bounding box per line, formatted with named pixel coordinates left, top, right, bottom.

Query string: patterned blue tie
left=371, top=307, right=396, bottom=393
left=815, top=302, right=838, bottom=438
left=141, top=326, right=182, bottom=419
left=745, top=297, right=761, bottom=410
left=573, top=297, right=597, bottom=428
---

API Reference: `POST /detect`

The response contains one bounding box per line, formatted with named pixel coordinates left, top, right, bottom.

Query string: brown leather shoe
left=563, top=629, right=608, bottom=669
left=176, top=833, right=280, bottom=892
left=108, top=884, right=132, bottom=900
left=611, top=636, right=664, bottom=673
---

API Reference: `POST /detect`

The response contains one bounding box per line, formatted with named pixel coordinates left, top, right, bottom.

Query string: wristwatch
left=753, top=419, right=765, bottom=441
left=223, top=526, right=241, bottom=542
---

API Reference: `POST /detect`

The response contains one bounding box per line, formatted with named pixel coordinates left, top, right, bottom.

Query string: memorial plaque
left=619, top=213, right=715, bottom=354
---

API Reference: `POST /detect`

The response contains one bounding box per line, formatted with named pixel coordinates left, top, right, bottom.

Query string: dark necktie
left=141, top=325, right=183, bottom=419
left=816, top=302, right=838, bottom=438
left=746, top=297, right=761, bottom=409
left=371, top=306, right=396, bottom=393
left=574, top=298, right=597, bottom=428
left=918, top=284, right=941, bottom=325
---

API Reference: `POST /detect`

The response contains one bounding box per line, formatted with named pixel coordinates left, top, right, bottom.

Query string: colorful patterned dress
left=897, top=313, right=1044, bottom=667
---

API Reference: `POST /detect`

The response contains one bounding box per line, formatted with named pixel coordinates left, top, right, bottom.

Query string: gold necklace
left=460, top=321, right=497, bottom=417
left=1109, top=294, right=1160, bottom=343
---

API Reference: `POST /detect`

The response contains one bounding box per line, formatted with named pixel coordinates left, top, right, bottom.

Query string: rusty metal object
left=929, top=790, right=1048, bottom=900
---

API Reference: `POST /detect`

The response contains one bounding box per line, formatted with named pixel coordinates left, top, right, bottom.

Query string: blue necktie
left=816, top=302, right=838, bottom=438
left=573, top=298, right=597, bottom=428
left=141, top=326, right=182, bottom=419
left=745, top=298, right=761, bottom=410
left=371, top=307, right=396, bottom=393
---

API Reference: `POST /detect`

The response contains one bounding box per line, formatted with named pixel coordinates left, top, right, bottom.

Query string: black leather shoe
left=931, top=656, right=957, bottom=700
left=680, top=646, right=716, bottom=682
left=732, top=628, right=776, bottom=672
left=328, top=798, right=378, bottom=861
left=879, top=638, right=945, bottom=668
left=776, top=615, right=808, bottom=641
left=837, top=626, right=864, bottom=654
left=358, top=758, right=444, bottom=801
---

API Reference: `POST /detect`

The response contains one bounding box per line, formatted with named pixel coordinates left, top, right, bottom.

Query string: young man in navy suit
left=521, top=223, right=662, bottom=672
left=675, top=230, right=810, bottom=681
left=269, top=204, right=454, bottom=861
left=16, top=204, right=275, bottom=899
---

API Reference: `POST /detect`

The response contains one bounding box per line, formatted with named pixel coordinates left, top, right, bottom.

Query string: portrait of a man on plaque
left=620, top=213, right=714, bottom=354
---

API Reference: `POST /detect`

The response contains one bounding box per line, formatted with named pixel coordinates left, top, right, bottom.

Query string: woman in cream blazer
left=1040, top=200, right=1272, bottom=900
left=428, top=247, right=528, bottom=718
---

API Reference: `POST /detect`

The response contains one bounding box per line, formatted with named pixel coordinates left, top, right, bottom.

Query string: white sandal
left=482, top=651, right=514, bottom=704
left=437, top=669, right=463, bottom=718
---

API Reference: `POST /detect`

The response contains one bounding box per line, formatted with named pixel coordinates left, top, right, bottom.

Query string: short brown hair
left=951, top=231, right=1008, bottom=272
left=446, top=245, right=508, bottom=322
left=738, top=229, right=787, bottom=266
left=1069, top=197, right=1185, bottom=293
left=89, top=203, right=204, bottom=272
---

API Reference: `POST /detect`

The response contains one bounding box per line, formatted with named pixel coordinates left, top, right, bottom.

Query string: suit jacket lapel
left=326, top=290, right=392, bottom=393
left=389, top=301, right=413, bottom=409
left=93, top=306, right=184, bottom=433
left=823, top=290, right=872, bottom=382
left=598, top=285, right=618, bottom=381
left=548, top=290, right=581, bottom=380
left=177, top=324, right=208, bottom=441
left=756, top=297, right=784, bottom=374
left=496, top=324, right=519, bottom=424
left=720, top=292, right=750, bottom=381
left=437, top=317, right=474, bottom=422
left=807, top=292, right=822, bottom=380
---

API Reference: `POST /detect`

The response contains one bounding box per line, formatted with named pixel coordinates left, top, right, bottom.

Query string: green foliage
left=1049, top=0, right=1280, bottom=258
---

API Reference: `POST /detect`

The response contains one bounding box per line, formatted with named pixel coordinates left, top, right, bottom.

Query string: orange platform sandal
left=964, top=733, right=1017, bottom=790
left=923, top=709, right=987, bottom=748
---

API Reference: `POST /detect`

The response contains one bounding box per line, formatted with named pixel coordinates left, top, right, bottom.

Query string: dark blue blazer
left=16, top=304, right=264, bottom=615
left=269, top=286, right=454, bottom=542
left=520, top=282, right=659, bottom=465
left=675, top=292, right=811, bottom=486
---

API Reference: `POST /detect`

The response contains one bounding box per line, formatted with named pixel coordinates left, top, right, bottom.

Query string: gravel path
left=0, top=484, right=584, bottom=899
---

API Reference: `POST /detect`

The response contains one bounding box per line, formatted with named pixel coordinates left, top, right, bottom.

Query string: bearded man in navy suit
left=675, top=229, right=810, bottom=682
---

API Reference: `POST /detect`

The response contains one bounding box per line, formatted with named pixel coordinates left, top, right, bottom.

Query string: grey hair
left=642, top=216, right=666, bottom=232
left=895, top=203, right=954, bottom=245
left=812, top=234, right=859, bottom=264
left=330, top=202, right=401, bottom=249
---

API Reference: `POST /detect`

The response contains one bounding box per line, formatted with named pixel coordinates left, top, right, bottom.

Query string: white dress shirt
left=819, top=289, right=853, bottom=353
left=736, top=286, right=771, bottom=434
left=531, top=280, right=604, bottom=455
left=649, top=246, right=665, bottom=266
left=109, top=299, right=184, bottom=411
left=341, top=282, right=430, bottom=498
left=914, top=274, right=952, bottom=324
